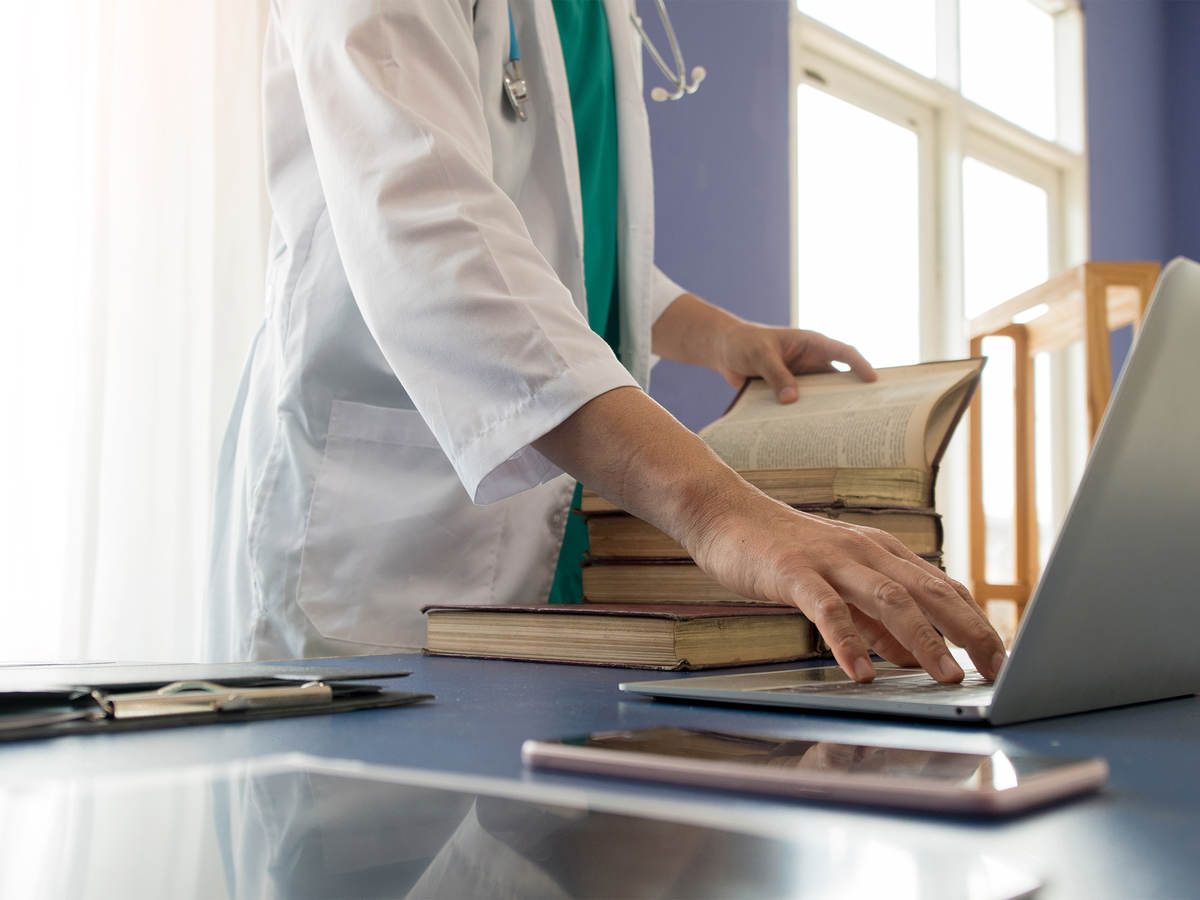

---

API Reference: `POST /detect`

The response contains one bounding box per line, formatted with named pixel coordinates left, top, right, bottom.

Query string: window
left=794, top=84, right=924, bottom=368
left=791, top=0, right=1087, bottom=623
left=795, top=0, right=937, bottom=77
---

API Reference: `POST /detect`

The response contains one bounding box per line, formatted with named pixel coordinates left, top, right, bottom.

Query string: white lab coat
left=207, top=0, right=687, bottom=661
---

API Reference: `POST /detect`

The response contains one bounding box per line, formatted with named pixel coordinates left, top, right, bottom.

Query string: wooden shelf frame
left=966, top=261, right=1160, bottom=617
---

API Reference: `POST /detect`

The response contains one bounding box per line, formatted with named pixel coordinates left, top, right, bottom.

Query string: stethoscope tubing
left=505, top=0, right=703, bottom=109
left=508, top=3, right=521, bottom=62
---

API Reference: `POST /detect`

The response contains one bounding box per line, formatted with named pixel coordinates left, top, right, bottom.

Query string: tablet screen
left=558, top=726, right=1082, bottom=791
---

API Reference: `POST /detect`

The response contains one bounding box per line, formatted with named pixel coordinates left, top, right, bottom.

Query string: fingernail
left=991, top=652, right=1006, bottom=677
left=853, top=658, right=875, bottom=682
left=939, top=657, right=963, bottom=681
left=779, top=386, right=798, bottom=403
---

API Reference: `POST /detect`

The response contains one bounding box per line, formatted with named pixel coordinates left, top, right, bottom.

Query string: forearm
left=532, top=386, right=753, bottom=554
left=650, top=292, right=744, bottom=367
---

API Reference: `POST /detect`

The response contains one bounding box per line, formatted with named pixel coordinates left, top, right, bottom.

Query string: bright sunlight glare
left=795, top=87, right=921, bottom=369
left=795, top=0, right=937, bottom=77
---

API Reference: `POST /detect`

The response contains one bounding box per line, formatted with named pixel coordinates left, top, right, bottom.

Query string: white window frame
left=788, top=1, right=1088, bottom=576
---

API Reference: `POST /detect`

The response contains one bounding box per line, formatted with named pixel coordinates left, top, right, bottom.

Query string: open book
left=581, top=358, right=983, bottom=512
left=700, top=358, right=983, bottom=471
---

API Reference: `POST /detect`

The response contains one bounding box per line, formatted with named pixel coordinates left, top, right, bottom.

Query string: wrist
left=712, top=317, right=759, bottom=374
left=652, top=292, right=746, bottom=368
left=669, top=461, right=766, bottom=563
left=710, top=311, right=749, bottom=366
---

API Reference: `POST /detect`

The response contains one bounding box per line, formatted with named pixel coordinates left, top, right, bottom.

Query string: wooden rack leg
left=1083, top=269, right=1115, bottom=442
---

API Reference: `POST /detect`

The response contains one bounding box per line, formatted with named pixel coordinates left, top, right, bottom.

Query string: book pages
left=699, top=361, right=981, bottom=471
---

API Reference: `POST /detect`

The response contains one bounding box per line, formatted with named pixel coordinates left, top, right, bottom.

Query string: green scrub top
left=547, top=0, right=623, bottom=604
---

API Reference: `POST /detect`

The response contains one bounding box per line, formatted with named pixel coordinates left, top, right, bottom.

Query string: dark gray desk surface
left=2, top=653, right=1198, bottom=898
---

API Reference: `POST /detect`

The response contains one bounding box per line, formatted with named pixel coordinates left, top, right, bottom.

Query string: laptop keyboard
left=762, top=670, right=997, bottom=705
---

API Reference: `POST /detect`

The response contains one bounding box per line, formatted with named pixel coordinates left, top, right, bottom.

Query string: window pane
left=1034, top=350, right=1054, bottom=569
left=962, top=158, right=1049, bottom=319
left=1034, top=344, right=1088, bottom=573
left=960, top=0, right=1056, bottom=139
left=795, top=88, right=920, bottom=368
left=963, top=157, right=1049, bottom=585
left=796, top=0, right=936, bottom=77
left=979, top=335, right=1015, bottom=584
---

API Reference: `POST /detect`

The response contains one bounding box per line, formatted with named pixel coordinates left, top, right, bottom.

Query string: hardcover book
left=422, top=604, right=823, bottom=670
left=584, top=506, right=942, bottom=559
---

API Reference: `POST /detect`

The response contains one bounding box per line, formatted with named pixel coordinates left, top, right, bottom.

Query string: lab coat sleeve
left=644, top=265, right=688, bottom=372
left=275, top=0, right=639, bottom=505
left=650, top=265, right=688, bottom=325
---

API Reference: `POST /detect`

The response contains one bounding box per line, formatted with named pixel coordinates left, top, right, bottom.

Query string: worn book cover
left=584, top=506, right=943, bottom=559
left=422, top=603, right=825, bottom=671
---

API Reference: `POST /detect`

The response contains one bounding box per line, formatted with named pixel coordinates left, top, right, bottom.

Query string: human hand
left=684, top=490, right=1005, bottom=684
left=714, top=323, right=877, bottom=403
left=532, top=385, right=1003, bottom=687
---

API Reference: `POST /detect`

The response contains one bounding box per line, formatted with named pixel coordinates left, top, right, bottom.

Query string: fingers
left=848, top=607, right=919, bottom=668
left=912, top=561, right=1005, bottom=676
left=873, top=533, right=994, bottom=630
left=878, top=556, right=1008, bottom=676
left=769, top=523, right=997, bottom=682
left=858, top=545, right=1007, bottom=681
left=786, top=569, right=876, bottom=682
left=832, top=341, right=877, bottom=382
left=759, top=354, right=800, bottom=404
left=900, top=543, right=984, bottom=612
left=785, top=572, right=924, bottom=676
left=827, top=564, right=965, bottom=683
left=726, top=327, right=875, bottom=398
left=787, top=334, right=876, bottom=382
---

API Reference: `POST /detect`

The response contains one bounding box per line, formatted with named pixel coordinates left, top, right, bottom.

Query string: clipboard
left=0, top=659, right=417, bottom=693
left=0, top=667, right=432, bottom=743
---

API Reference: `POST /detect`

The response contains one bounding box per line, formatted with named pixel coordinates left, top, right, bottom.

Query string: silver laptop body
left=621, top=257, right=1200, bottom=725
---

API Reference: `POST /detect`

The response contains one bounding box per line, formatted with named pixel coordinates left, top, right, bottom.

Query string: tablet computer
left=523, top=725, right=1107, bottom=816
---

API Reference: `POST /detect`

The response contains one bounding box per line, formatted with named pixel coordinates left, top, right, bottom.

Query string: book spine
left=585, top=508, right=943, bottom=559
left=581, top=562, right=787, bottom=606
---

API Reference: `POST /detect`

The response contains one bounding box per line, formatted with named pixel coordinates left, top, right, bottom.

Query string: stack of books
left=582, top=499, right=943, bottom=605
left=425, top=359, right=983, bottom=670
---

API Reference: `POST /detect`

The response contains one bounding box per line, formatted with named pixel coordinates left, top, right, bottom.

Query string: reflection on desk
left=0, top=755, right=1038, bottom=900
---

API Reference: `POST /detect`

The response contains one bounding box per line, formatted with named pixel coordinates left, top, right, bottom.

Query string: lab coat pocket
left=297, top=400, right=503, bottom=648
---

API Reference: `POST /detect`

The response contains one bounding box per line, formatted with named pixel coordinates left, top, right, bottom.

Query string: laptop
left=621, top=258, right=1200, bottom=725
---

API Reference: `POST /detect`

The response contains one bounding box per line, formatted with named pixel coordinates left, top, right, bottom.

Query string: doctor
left=208, top=0, right=1005, bottom=684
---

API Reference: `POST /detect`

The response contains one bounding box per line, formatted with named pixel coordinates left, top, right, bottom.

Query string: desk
left=1, top=654, right=1197, bottom=897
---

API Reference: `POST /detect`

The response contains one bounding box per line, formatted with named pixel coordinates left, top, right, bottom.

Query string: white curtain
left=0, top=1, right=269, bottom=663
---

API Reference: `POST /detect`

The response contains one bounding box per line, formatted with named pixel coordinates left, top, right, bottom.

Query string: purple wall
left=644, top=0, right=791, bottom=432
left=1084, top=0, right=1200, bottom=374
left=1084, top=0, right=1169, bottom=263
left=1083, top=0, right=1200, bottom=261
left=1164, top=1, right=1200, bottom=262
left=1083, top=0, right=1169, bottom=371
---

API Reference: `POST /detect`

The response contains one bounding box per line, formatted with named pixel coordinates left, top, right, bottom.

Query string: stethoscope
left=503, top=0, right=705, bottom=122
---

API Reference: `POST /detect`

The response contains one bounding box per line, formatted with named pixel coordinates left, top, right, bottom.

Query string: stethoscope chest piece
left=504, top=58, right=529, bottom=121
left=505, top=6, right=529, bottom=121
